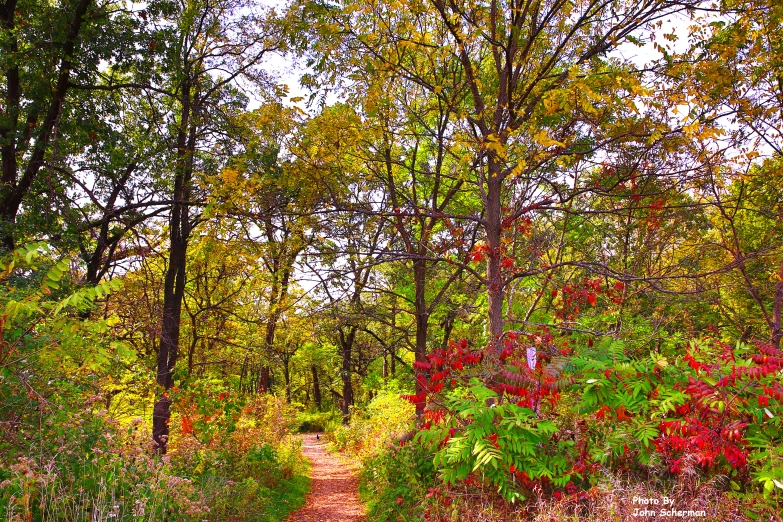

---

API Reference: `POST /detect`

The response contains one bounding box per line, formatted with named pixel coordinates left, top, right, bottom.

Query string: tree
left=148, top=0, right=284, bottom=453
left=209, top=101, right=326, bottom=393
left=307, top=198, right=391, bottom=421
left=0, top=0, right=101, bottom=249
left=182, top=226, right=259, bottom=378
left=362, top=73, right=482, bottom=414
left=674, top=0, right=783, bottom=347
left=272, top=312, right=314, bottom=403
left=52, top=85, right=170, bottom=288
left=303, top=0, right=712, bottom=372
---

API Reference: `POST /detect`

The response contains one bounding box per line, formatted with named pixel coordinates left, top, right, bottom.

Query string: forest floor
left=286, top=433, right=366, bottom=522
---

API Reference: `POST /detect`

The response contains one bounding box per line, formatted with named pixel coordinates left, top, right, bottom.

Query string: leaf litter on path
left=287, top=433, right=366, bottom=522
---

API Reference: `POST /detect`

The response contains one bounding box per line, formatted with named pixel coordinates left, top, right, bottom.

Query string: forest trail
left=287, top=433, right=366, bottom=522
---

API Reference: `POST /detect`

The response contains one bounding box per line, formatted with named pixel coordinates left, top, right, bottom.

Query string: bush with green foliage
left=296, top=410, right=339, bottom=432
left=575, top=335, right=783, bottom=515
left=360, top=438, right=436, bottom=521
left=328, top=385, right=415, bottom=459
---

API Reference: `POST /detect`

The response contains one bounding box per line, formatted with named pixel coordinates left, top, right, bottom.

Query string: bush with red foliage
left=577, top=335, right=783, bottom=498
left=403, top=327, right=783, bottom=506
left=403, top=333, right=591, bottom=502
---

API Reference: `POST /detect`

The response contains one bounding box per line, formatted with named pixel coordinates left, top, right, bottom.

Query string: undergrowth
left=0, top=245, right=308, bottom=521
left=350, top=333, right=783, bottom=521
left=0, top=393, right=308, bottom=521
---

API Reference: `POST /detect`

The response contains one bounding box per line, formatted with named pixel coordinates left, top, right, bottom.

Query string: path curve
left=287, top=433, right=366, bottom=522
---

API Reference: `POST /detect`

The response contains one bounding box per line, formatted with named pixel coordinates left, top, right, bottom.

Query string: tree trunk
left=485, top=167, right=505, bottom=353
left=441, top=311, right=455, bottom=350
left=152, top=80, right=195, bottom=454
left=0, top=0, right=20, bottom=251
left=187, top=335, right=196, bottom=377
left=339, top=327, right=356, bottom=423
left=261, top=268, right=291, bottom=393
left=390, top=346, right=396, bottom=375
left=260, top=311, right=276, bottom=393
left=283, top=360, right=291, bottom=403
left=258, top=366, right=271, bottom=392
left=0, top=0, right=92, bottom=249
left=413, top=257, right=428, bottom=416
left=311, top=365, right=322, bottom=410
left=772, top=260, right=783, bottom=350
left=390, top=298, right=396, bottom=375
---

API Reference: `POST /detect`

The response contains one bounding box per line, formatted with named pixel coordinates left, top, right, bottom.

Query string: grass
left=263, top=472, right=310, bottom=521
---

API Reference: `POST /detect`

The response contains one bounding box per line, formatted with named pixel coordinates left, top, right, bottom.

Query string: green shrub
left=360, top=435, right=437, bottom=522
left=326, top=387, right=415, bottom=459
left=391, top=330, right=783, bottom=515
left=575, top=337, right=783, bottom=508
left=296, top=410, right=339, bottom=432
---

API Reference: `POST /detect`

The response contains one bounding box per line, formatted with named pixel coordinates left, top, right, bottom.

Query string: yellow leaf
left=533, top=129, right=565, bottom=148
left=647, top=130, right=663, bottom=145
left=484, top=134, right=507, bottom=159
left=683, top=120, right=700, bottom=137
left=508, top=161, right=527, bottom=178
left=221, top=167, right=240, bottom=185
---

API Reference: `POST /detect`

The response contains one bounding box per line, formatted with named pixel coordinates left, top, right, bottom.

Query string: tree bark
left=485, top=164, right=505, bottom=353
left=338, top=327, right=356, bottom=423
left=440, top=310, right=456, bottom=350
left=311, top=364, right=322, bottom=410
left=772, top=260, right=783, bottom=349
left=390, top=346, right=396, bottom=375
left=0, top=0, right=20, bottom=249
left=413, top=257, right=428, bottom=416
left=260, top=255, right=292, bottom=392
left=258, top=366, right=271, bottom=392
left=283, top=359, right=291, bottom=403
left=152, top=80, right=195, bottom=454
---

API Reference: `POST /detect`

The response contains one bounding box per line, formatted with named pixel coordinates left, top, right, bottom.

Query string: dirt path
left=287, top=433, right=366, bottom=522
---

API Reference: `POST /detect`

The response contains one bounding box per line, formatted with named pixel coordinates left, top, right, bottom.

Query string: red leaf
left=181, top=416, right=194, bottom=435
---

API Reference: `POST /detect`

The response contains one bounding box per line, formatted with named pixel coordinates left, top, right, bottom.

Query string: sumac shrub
left=405, top=337, right=589, bottom=502
left=360, top=434, right=436, bottom=522
left=405, top=332, right=783, bottom=510
left=576, top=336, right=783, bottom=499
